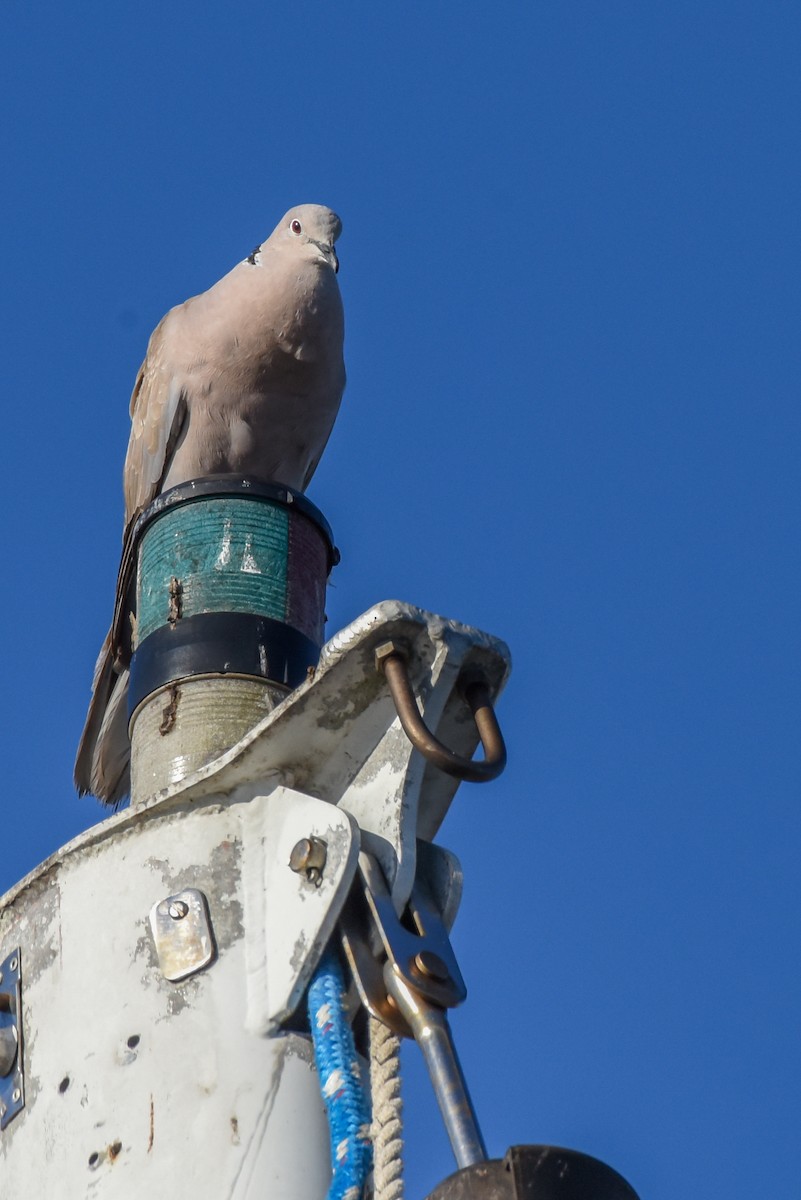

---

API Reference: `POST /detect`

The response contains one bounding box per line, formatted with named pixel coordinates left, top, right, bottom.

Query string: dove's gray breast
left=151, top=248, right=345, bottom=499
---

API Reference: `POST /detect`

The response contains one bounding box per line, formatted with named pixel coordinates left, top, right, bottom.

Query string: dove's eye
left=290, top=219, right=302, bottom=235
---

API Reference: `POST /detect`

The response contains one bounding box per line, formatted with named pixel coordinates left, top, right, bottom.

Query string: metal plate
left=149, top=889, right=215, bottom=981
left=0, top=948, right=24, bottom=1130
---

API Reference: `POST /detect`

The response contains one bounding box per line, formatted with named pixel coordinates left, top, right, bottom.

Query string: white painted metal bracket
left=0, top=601, right=510, bottom=1192
left=241, top=788, right=360, bottom=1034
left=154, top=600, right=511, bottom=910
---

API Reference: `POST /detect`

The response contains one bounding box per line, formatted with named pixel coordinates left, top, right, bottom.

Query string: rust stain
left=148, top=1095, right=155, bottom=1152
left=159, top=684, right=180, bottom=735
left=230, top=1115, right=240, bottom=1145
left=108, top=1140, right=122, bottom=1163
left=167, top=576, right=183, bottom=626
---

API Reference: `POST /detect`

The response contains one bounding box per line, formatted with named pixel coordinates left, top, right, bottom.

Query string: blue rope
left=308, top=947, right=373, bottom=1200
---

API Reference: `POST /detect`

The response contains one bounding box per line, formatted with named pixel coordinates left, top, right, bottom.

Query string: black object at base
left=424, top=1145, right=640, bottom=1200
left=130, top=474, right=338, bottom=563
left=128, top=611, right=319, bottom=716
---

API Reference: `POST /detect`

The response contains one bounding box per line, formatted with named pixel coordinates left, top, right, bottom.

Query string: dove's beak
left=312, top=239, right=339, bottom=273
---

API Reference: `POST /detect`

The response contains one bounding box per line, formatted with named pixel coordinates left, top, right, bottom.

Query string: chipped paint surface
left=0, top=800, right=329, bottom=1195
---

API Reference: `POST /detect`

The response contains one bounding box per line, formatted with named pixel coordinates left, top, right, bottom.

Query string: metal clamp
left=341, top=852, right=465, bottom=1035
left=375, top=644, right=507, bottom=783
left=341, top=853, right=487, bottom=1169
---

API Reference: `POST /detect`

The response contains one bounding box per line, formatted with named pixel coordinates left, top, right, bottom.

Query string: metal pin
left=384, top=964, right=487, bottom=1170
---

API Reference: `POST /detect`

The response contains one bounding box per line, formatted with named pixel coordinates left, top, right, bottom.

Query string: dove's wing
left=123, top=313, right=188, bottom=526
left=74, top=635, right=131, bottom=806
left=74, top=315, right=188, bottom=806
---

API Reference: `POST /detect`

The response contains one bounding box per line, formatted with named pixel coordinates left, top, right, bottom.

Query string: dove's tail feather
left=74, top=633, right=132, bottom=808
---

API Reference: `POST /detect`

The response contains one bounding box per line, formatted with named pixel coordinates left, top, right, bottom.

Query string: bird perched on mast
left=75, top=203, right=346, bottom=806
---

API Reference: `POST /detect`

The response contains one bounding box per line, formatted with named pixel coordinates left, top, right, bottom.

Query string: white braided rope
left=369, top=1016, right=404, bottom=1200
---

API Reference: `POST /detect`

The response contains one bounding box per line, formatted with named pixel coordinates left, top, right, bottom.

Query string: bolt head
left=412, top=950, right=450, bottom=982
left=374, top=639, right=406, bottom=672
left=168, top=901, right=189, bottom=920
left=289, top=838, right=313, bottom=873
left=289, top=836, right=327, bottom=881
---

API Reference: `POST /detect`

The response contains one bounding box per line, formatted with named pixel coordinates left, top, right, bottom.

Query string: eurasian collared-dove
left=75, top=204, right=345, bottom=806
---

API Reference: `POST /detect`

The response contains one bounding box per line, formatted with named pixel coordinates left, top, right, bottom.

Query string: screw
left=9, top=959, right=17, bottom=972
left=412, top=950, right=450, bottom=982
left=12, top=1088, right=20, bottom=1103
left=289, top=838, right=312, bottom=871
left=167, top=576, right=183, bottom=626
left=289, top=837, right=327, bottom=887
left=168, top=900, right=189, bottom=920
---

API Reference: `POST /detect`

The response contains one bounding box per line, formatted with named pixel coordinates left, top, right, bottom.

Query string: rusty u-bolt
left=376, top=645, right=506, bottom=783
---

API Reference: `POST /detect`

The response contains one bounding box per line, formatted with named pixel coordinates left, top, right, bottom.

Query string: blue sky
left=4, top=3, right=799, bottom=1196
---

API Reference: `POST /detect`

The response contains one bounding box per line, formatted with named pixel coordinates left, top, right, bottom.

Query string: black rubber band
left=128, top=611, right=320, bottom=716
left=130, top=474, right=338, bottom=563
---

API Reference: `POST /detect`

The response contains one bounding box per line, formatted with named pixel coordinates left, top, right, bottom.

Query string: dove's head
left=267, top=204, right=342, bottom=273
